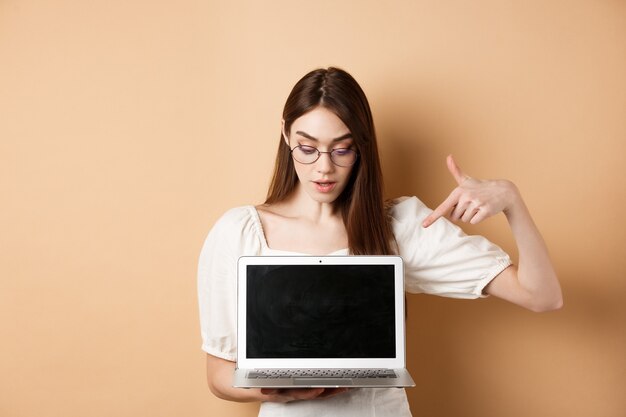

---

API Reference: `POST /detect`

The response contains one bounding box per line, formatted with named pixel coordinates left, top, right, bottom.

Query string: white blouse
left=197, top=196, right=512, bottom=417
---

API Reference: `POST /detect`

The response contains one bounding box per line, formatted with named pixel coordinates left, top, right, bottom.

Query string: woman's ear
left=281, top=120, right=289, bottom=146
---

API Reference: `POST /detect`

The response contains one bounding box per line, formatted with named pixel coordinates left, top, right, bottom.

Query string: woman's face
left=284, top=107, right=356, bottom=205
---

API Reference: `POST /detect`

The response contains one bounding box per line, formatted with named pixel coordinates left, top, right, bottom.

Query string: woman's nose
left=315, top=152, right=335, bottom=173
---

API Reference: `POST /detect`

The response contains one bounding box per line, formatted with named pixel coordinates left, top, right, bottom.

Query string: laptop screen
left=246, top=264, right=396, bottom=359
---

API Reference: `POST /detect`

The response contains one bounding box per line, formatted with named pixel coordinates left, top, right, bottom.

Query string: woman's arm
left=483, top=188, right=562, bottom=311
left=421, top=155, right=563, bottom=312
left=206, top=354, right=263, bottom=402
left=206, top=354, right=349, bottom=403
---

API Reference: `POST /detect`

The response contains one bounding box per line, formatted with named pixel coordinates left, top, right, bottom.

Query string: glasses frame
left=289, top=145, right=359, bottom=167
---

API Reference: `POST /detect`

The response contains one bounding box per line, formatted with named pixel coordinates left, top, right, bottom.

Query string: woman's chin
left=309, top=194, right=338, bottom=204
left=305, top=189, right=341, bottom=205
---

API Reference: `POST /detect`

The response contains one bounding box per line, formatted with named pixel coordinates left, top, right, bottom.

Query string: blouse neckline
left=246, top=205, right=350, bottom=256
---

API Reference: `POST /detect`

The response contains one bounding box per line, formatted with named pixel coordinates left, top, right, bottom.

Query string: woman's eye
left=299, top=146, right=317, bottom=155
left=333, top=148, right=351, bottom=156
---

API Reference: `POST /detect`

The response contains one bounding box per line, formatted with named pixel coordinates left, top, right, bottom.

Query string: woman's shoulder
left=216, top=204, right=254, bottom=221
left=387, top=196, right=432, bottom=223
left=201, top=204, right=263, bottom=257
left=208, top=205, right=258, bottom=237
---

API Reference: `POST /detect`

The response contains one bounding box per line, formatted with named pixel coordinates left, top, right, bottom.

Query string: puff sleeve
left=197, top=207, right=262, bottom=361
left=390, top=196, right=512, bottom=299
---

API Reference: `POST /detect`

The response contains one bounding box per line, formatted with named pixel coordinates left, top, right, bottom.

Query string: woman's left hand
left=422, top=155, right=520, bottom=228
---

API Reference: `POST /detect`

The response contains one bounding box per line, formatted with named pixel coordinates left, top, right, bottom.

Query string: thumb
left=447, top=154, right=469, bottom=185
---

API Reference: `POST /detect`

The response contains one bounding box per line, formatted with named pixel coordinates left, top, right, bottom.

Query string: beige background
left=1, top=1, right=625, bottom=416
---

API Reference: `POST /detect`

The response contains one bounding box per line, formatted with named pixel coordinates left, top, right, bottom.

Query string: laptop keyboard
left=247, top=369, right=397, bottom=379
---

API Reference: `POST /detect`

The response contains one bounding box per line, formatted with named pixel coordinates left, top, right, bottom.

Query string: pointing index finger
left=422, top=191, right=459, bottom=228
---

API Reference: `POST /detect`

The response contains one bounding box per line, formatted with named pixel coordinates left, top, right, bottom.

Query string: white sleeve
left=197, top=207, right=261, bottom=361
left=390, top=196, right=512, bottom=299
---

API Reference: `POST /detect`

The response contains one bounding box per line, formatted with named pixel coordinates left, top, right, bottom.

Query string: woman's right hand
left=206, top=353, right=350, bottom=403
left=260, top=388, right=351, bottom=403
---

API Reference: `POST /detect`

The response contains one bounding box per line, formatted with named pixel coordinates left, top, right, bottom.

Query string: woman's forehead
left=290, top=107, right=351, bottom=140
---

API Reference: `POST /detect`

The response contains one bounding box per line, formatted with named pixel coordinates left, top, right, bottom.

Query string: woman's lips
left=313, top=181, right=337, bottom=193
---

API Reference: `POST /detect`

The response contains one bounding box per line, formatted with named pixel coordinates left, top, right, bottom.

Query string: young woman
left=198, top=67, right=563, bottom=416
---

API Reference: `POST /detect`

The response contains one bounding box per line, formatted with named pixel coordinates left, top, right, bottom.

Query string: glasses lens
left=291, top=145, right=319, bottom=164
left=331, top=149, right=358, bottom=166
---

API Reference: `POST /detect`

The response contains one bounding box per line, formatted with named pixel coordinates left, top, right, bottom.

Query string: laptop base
left=233, top=368, right=415, bottom=388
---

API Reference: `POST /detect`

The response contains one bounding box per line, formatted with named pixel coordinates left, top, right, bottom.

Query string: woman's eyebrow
left=295, top=130, right=352, bottom=142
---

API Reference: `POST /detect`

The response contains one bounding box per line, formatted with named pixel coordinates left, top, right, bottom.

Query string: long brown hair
left=265, top=67, right=395, bottom=255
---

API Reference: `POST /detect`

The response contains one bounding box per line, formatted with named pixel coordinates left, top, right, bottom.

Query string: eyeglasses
left=290, top=145, right=358, bottom=167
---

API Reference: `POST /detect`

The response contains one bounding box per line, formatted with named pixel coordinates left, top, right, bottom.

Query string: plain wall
left=1, top=1, right=624, bottom=416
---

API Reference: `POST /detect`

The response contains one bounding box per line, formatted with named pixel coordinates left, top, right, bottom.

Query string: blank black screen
left=246, top=264, right=396, bottom=358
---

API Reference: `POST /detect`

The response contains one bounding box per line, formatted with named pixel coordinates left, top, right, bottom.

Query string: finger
left=450, top=201, right=470, bottom=222
left=292, top=388, right=325, bottom=400
left=469, top=209, right=490, bottom=225
left=422, top=191, right=459, bottom=228
left=461, top=205, right=479, bottom=223
left=447, top=154, right=470, bottom=185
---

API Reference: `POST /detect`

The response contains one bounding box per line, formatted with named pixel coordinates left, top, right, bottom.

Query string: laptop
left=233, top=255, right=415, bottom=388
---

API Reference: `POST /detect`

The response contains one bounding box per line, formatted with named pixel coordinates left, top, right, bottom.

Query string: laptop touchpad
left=293, top=378, right=353, bottom=386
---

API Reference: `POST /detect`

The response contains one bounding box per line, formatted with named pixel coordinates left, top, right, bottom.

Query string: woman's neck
left=276, top=184, right=341, bottom=224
